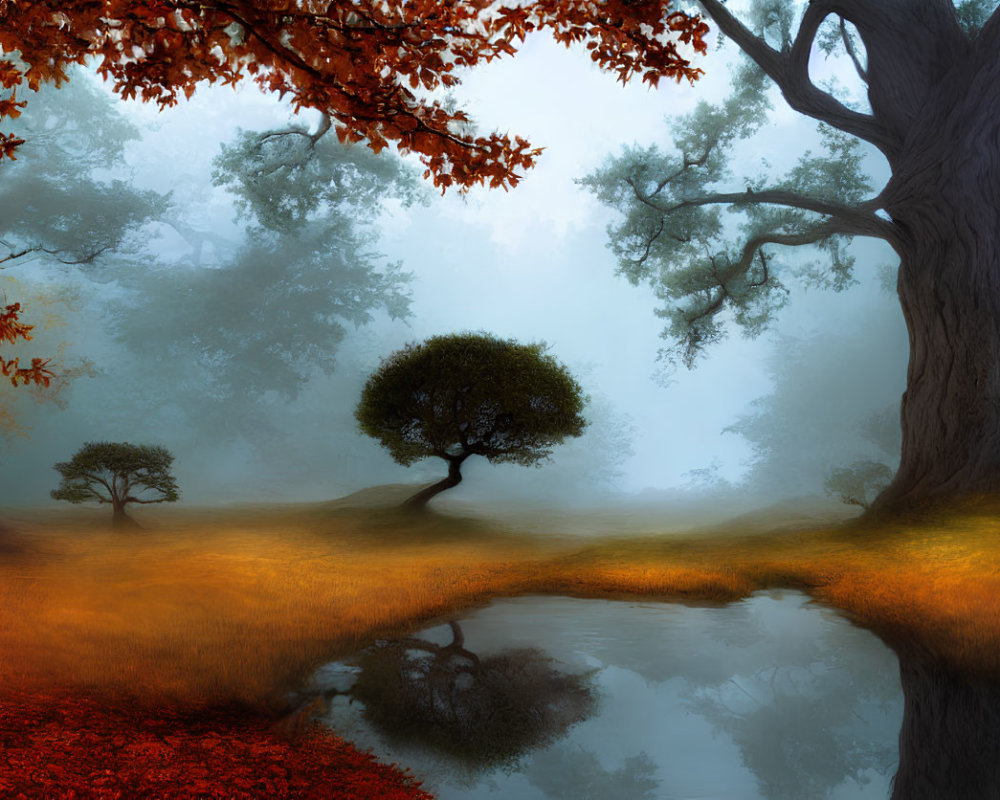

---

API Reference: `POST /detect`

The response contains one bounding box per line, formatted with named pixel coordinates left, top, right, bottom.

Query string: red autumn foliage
left=0, top=690, right=433, bottom=799
left=0, top=302, right=53, bottom=388
left=0, top=1, right=708, bottom=192
left=0, top=3, right=708, bottom=388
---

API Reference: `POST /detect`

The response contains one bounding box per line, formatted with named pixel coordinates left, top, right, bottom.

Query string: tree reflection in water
left=683, top=610, right=900, bottom=800
left=890, top=646, right=1000, bottom=800
left=305, top=594, right=1000, bottom=798
left=329, top=620, right=597, bottom=770
left=526, top=749, right=660, bottom=800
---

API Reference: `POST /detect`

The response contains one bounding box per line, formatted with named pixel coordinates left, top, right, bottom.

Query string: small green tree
left=356, top=333, right=587, bottom=508
left=51, top=441, right=179, bottom=528
left=824, top=461, right=893, bottom=510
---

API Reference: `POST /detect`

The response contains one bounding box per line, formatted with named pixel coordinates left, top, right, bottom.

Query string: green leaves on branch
left=581, top=47, right=878, bottom=369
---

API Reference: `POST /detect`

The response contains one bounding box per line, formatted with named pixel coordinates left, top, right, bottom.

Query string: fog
left=0, top=3, right=908, bottom=518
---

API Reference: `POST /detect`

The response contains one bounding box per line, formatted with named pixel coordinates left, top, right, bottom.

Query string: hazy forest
left=1, top=1, right=999, bottom=798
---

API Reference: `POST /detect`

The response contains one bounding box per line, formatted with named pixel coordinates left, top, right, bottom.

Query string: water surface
left=310, top=591, right=903, bottom=799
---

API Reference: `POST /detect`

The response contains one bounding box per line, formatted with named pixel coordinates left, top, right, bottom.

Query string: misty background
left=0, top=7, right=907, bottom=515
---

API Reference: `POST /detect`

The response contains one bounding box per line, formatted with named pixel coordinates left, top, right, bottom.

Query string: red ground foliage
left=0, top=690, right=433, bottom=799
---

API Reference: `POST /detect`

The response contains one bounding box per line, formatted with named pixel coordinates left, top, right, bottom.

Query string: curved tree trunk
left=872, top=42, right=1000, bottom=512
left=402, top=455, right=467, bottom=509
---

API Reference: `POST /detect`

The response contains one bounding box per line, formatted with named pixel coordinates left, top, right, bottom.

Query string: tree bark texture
left=872, top=35, right=1000, bottom=509
left=698, top=0, right=1000, bottom=509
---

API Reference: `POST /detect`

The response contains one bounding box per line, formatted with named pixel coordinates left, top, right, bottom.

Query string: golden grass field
left=2, top=485, right=999, bottom=715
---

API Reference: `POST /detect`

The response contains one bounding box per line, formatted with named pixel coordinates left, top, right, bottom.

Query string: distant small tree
left=51, top=441, right=179, bottom=528
left=356, top=333, right=587, bottom=508
left=824, top=461, right=893, bottom=511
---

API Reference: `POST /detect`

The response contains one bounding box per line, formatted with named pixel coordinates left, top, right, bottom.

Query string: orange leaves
left=0, top=1, right=708, bottom=191
left=0, top=132, right=24, bottom=161
left=525, top=2, right=708, bottom=88
left=0, top=58, right=26, bottom=162
left=0, top=355, right=54, bottom=387
left=0, top=302, right=33, bottom=345
left=0, top=302, right=54, bottom=387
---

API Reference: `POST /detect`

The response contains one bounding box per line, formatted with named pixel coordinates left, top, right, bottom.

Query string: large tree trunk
left=871, top=37, right=1000, bottom=512
left=402, top=455, right=466, bottom=509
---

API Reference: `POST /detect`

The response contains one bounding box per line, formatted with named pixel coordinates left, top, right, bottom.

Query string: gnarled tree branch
left=697, top=0, right=898, bottom=158
left=625, top=178, right=899, bottom=246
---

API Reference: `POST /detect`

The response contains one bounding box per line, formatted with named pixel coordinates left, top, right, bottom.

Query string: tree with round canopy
left=355, top=333, right=587, bottom=508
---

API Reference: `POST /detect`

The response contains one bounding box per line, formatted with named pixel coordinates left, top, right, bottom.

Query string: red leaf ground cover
left=0, top=690, right=433, bottom=799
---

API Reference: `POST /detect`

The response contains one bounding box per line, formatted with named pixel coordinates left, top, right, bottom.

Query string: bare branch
left=634, top=218, right=666, bottom=269
left=53, top=245, right=114, bottom=266
left=0, top=242, right=114, bottom=268
left=625, top=179, right=899, bottom=246
left=736, top=221, right=844, bottom=272
left=681, top=221, right=837, bottom=331
left=0, top=246, right=36, bottom=267
left=697, top=0, right=898, bottom=158
left=839, top=18, right=868, bottom=83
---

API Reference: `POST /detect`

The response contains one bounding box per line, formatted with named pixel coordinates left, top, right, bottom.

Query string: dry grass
left=537, top=505, right=1000, bottom=677
left=0, top=504, right=554, bottom=710
left=1, top=494, right=999, bottom=714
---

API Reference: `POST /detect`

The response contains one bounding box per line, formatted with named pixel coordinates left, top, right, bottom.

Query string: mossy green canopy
left=356, top=332, right=587, bottom=506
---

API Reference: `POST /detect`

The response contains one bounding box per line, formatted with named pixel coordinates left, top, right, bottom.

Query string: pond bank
left=1, top=497, right=999, bottom=795
left=1, top=498, right=999, bottom=700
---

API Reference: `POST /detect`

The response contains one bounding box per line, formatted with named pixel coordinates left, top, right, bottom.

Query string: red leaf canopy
left=0, top=1, right=708, bottom=191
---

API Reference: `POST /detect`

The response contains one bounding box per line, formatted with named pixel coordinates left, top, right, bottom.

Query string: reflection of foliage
left=689, top=659, right=898, bottom=800
left=527, top=749, right=660, bottom=800
left=345, top=621, right=597, bottom=769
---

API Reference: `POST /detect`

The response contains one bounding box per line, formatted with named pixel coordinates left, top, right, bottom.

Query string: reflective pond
left=305, top=591, right=907, bottom=799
